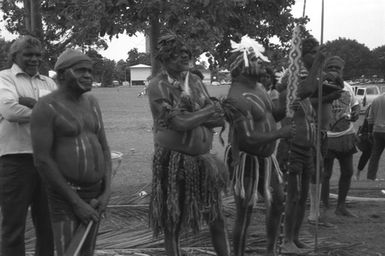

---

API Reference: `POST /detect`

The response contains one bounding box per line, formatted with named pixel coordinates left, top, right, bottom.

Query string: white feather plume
left=230, top=35, right=270, bottom=67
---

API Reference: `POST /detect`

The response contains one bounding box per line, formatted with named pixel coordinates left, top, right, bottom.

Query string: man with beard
left=223, top=36, right=295, bottom=256
left=147, top=34, right=230, bottom=256
left=0, top=35, right=56, bottom=256
left=30, top=49, right=112, bottom=256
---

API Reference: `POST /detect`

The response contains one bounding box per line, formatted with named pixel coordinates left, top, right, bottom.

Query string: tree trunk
left=23, top=0, right=31, bottom=32
left=26, top=0, right=48, bottom=75
left=30, top=0, right=43, bottom=39
left=149, top=11, right=161, bottom=76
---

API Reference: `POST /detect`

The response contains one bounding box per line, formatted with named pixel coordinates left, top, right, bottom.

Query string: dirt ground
left=6, top=86, right=385, bottom=256
left=100, top=182, right=385, bottom=256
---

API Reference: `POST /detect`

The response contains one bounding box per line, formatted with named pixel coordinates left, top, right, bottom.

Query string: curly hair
left=155, top=33, right=192, bottom=64
left=264, top=66, right=277, bottom=87
left=9, top=35, right=42, bottom=62
left=302, top=36, right=319, bottom=56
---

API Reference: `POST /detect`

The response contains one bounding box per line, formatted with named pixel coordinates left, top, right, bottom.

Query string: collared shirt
left=0, top=64, right=57, bottom=156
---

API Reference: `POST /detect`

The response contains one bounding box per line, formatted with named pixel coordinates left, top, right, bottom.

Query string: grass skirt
left=149, top=144, right=228, bottom=237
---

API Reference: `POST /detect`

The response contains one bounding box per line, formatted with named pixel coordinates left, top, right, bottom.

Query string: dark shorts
left=277, top=140, right=315, bottom=177
left=47, top=181, right=103, bottom=222
left=327, top=133, right=357, bottom=155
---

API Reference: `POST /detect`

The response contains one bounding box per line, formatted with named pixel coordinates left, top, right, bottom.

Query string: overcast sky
left=100, top=0, right=385, bottom=61
left=1, top=0, right=384, bottom=61
left=292, top=0, right=385, bottom=49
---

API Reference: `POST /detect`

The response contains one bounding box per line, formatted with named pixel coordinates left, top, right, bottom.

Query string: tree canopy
left=2, top=1, right=384, bottom=80
left=372, top=45, right=385, bottom=79
left=1, top=0, right=306, bottom=73
left=324, top=38, right=379, bottom=80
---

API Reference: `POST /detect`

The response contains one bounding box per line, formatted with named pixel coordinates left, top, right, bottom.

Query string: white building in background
left=48, top=70, right=56, bottom=79
left=129, top=64, right=152, bottom=86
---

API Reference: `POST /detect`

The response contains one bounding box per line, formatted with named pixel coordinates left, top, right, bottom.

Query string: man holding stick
left=223, top=36, right=295, bottom=256
left=277, top=35, right=340, bottom=254
left=31, top=49, right=112, bottom=256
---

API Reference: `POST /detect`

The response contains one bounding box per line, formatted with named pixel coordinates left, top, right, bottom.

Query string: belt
left=0, top=153, right=33, bottom=159
left=67, top=180, right=103, bottom=191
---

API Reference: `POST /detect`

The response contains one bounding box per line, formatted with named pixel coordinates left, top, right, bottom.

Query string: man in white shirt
left=0, top=35, right=56, bottom=256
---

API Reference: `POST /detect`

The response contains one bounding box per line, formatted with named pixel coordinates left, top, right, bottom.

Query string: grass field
left=92, top=85, right=385, bottom=194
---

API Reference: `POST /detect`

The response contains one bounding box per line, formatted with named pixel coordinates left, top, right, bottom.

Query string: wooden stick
left=73, top=221, right=94, bottom=256
left=314, top=0, right=325, bottom=253
left=64, top=220, right=94, bottom=256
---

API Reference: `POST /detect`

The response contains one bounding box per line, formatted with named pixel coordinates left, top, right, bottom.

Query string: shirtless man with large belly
left=223, top=37, right=294, bottom=256
left=53, top=102, right=107, bottom=184
left=31, top=49, right=112, bottom=256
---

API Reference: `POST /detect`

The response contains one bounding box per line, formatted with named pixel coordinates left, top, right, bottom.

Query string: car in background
left=351, top=85, right=359, bottom=95
left=355, top=85, right=380, bottom=113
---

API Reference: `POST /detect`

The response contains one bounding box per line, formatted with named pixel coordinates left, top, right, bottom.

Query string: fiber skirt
left=149, top=144, right=228, bottom=237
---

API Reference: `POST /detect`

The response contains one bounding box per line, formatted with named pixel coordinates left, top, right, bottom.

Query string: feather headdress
left=230, top=35, right=270, bottom=70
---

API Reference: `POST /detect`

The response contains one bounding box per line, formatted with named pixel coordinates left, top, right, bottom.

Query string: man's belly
left=154, top=126, right=213, bottom=156
left=54, top=135, right=107, bottom=184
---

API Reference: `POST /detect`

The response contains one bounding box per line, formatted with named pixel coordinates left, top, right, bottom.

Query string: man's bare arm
left=297, top=47, right=327, bottom=99
left=148, top=84, right=218, bottom=131
left=236, top=120, right=294, bottom=145
left=91, top=97, right=112, bottom=214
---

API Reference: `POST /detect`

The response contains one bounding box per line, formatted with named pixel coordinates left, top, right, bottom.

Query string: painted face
left=242, top=57, right=266, bottom=77
left=260, top=73, right=272, bottom=89
left=64, top=62, right=93, bottom=93
left=302, top=45, right=319, bottom=69
left=14, top=46, right=42, bottom=76
left=165, top=46, right=191, bottom=74
left=326, top=63, right=343, bottom=77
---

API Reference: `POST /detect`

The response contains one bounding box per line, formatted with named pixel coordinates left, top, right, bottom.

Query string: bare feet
left=308, top=218, right=335, bottom=228
left=294, top=239, right=310, bottom=249
left=353, top=170, right=361, bottom=181
left=280, top=242, right=305, bottom=255
left=265, top=250, right=275, bottom=256
left=335, top=206, right=357, bottom=217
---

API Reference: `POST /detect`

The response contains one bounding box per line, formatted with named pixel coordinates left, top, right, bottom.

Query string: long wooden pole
left=314, top=0, right=325, bottom=253
left=302, top=0, right=307, bottom=17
